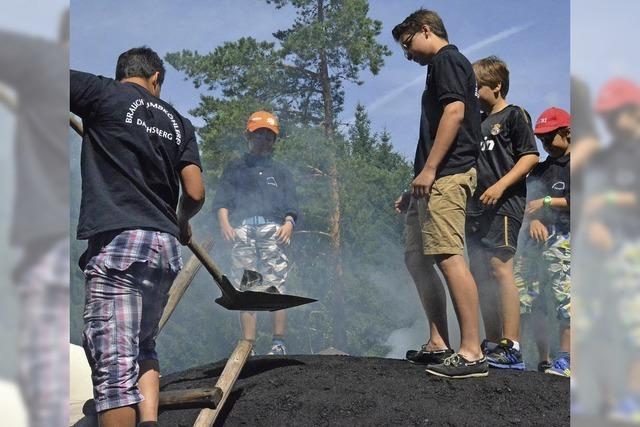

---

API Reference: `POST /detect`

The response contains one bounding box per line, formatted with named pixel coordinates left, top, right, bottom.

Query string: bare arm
left=425, top=101, right=465, bottom=172
left=0, top=83, right=17, bottom=112
left=411, top=101, right=464, bottom=198
left=481, top=153, right=539, bottom=205
left=177, top=164, right=205, bottom=244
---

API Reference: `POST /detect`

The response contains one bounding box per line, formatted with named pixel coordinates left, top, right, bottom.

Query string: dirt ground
left=158, top=355, right=569, bottom=426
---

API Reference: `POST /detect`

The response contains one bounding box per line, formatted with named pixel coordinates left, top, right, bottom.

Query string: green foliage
left=70, top=0, right=421, bottom=374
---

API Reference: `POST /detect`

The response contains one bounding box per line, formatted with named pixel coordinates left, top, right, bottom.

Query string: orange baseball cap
left=246, top=111, right=280, bottom=135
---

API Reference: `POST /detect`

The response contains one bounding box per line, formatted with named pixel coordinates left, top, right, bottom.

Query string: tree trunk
left=317, top=0, right=348, bottom=352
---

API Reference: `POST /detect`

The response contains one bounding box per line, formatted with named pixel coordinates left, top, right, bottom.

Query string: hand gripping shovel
left=188, top=240, right=316, bottom=311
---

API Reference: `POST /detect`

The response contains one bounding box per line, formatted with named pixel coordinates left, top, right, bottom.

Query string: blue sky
left=70, top=0, right=569, bottom=158
left=572, top=0, right=640, bottom=143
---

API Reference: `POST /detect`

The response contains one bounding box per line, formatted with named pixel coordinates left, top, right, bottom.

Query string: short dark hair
left=392, top=9, right=448, bottom=42
left=473, top=56, right=510, bottom=98
left=115, top=46, right=165, bottom=86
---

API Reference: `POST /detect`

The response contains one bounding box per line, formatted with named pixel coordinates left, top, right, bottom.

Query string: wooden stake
left=159, top=387, right=223, bottom=409
left=158, top=238, right=214, bottom=332
left=192, top=340, right=253, bottom=427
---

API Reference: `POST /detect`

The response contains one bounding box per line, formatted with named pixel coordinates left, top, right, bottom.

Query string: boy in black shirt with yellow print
left=466, top=56, right=539, bottom=370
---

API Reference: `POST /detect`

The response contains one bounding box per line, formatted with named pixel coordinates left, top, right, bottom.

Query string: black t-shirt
left=527, top=154, right=570, bottom=233
left=0, top=31, right=69, bottom=249
left=70, top=70, right=202, bottom=240
left=467, top=105, right=539, bottom=220
left=212, top=153, right=298, bottom=227
left=414, top=44, right=481, bottom=178
left=571, top=76, right=598, bottom=229
left=584, top=141, right=640, bottom=239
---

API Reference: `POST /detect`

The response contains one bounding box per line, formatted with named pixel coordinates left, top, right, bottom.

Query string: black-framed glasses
left=401, top=32, right=418, bottom=54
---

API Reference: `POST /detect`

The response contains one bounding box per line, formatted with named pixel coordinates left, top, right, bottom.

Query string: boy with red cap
left=577, top=78, right=640, bottom=421
left=212, top=111, right=299, bottom=355
left=515, top=107, right=571, bottom=377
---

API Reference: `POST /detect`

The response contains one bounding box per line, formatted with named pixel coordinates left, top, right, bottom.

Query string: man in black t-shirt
left=1, top=11, right=70, bottom=427
left=213, top=111, right=298, bottom=357
left=465, top=56, right=539, bottom=371
left=392, top=8, right=486, bottom=379
left=71, top=47, right=204, bottom=427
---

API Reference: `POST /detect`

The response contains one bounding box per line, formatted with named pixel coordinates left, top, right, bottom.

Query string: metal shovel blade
left=188, top=241, right=317, bottom=312
left=215, top=276, right=317, bottom=311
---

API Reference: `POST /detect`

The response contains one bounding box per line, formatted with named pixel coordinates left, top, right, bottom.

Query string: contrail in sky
left=342, top=22, right=534, bottom=127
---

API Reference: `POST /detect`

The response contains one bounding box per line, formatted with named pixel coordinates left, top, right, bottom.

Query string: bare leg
left=490, top=252, right=520, bottom=342
left=531, top=308, right=549, bottom=362
left=435, top=254, right=483, bottom=360
left=559, top=323, right=570, bottom=353
left=241, top=312, right=257, bottom=341
left=405, top=250, right=450, bottom=350
left=629, top=359, right=640, bottom=394
left=468, top=244, right=501, bottom=342
left=98, top=406, right=136, bottom=427
left=137, top=359, right=160, bottom=422
left=272, top=310, right=286, bottom=337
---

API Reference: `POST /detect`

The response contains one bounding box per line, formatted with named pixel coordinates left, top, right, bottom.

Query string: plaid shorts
left=17, top=238, right=69, bottom=427
left=82, top=230, right=182, bottom=412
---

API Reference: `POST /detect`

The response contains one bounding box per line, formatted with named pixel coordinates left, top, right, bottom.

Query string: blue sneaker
left=486, top=338, right=525, bottom=370
left=609, top=396, right=640, bottom=423
left=545, top=353, right=570, bottom=377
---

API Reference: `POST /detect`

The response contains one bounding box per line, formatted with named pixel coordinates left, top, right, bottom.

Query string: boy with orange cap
left=212, top=111, right=298, bottom=355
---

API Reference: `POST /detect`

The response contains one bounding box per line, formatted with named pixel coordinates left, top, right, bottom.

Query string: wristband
left=285, top=217, right=296, bottom=228
left=605, top=191, right=617, bottom=205
left=543, top=196, right=552, bottom=207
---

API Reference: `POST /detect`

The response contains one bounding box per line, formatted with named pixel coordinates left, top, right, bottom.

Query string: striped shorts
left=81, top=230, right=182, bottom=412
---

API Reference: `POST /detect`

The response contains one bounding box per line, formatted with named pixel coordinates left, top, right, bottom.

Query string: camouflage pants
left=605, top=240, right=640, bottom=347
left=515, top=231, right=571, bottom=320
left=231, top=223, right=289, bottom=293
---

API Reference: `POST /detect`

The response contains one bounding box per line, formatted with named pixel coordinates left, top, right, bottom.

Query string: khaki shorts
left=405, top=168, right=477, bottom=256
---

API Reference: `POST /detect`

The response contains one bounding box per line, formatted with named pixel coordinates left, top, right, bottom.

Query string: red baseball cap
left=594, top=78, right=640, bottom=113
left=534, top=107, right=571, bottom=135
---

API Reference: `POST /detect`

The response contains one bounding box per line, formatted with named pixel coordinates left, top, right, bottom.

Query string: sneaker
left=545, top=354, right=570, bottom=377
left=537, top=360, right=552, bottom=373
left=406, top=344, right=454, bottom=365
left=486, top=338, right=526, bottom=370
left=267, top=343, right=287, bottom=355
left=481, top=339, right=498, bottom=355
left=425, top=353, right=488, bottom=379
left=609, top=396, right=640, bottom=423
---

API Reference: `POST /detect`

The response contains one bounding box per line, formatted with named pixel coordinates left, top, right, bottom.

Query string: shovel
left=188, top=240, right=316, bottom=311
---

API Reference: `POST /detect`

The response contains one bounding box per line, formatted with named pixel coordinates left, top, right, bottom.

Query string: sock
left=138, top=422, right=159, bottom=427
left=511, top=340, right=520, bottom=351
